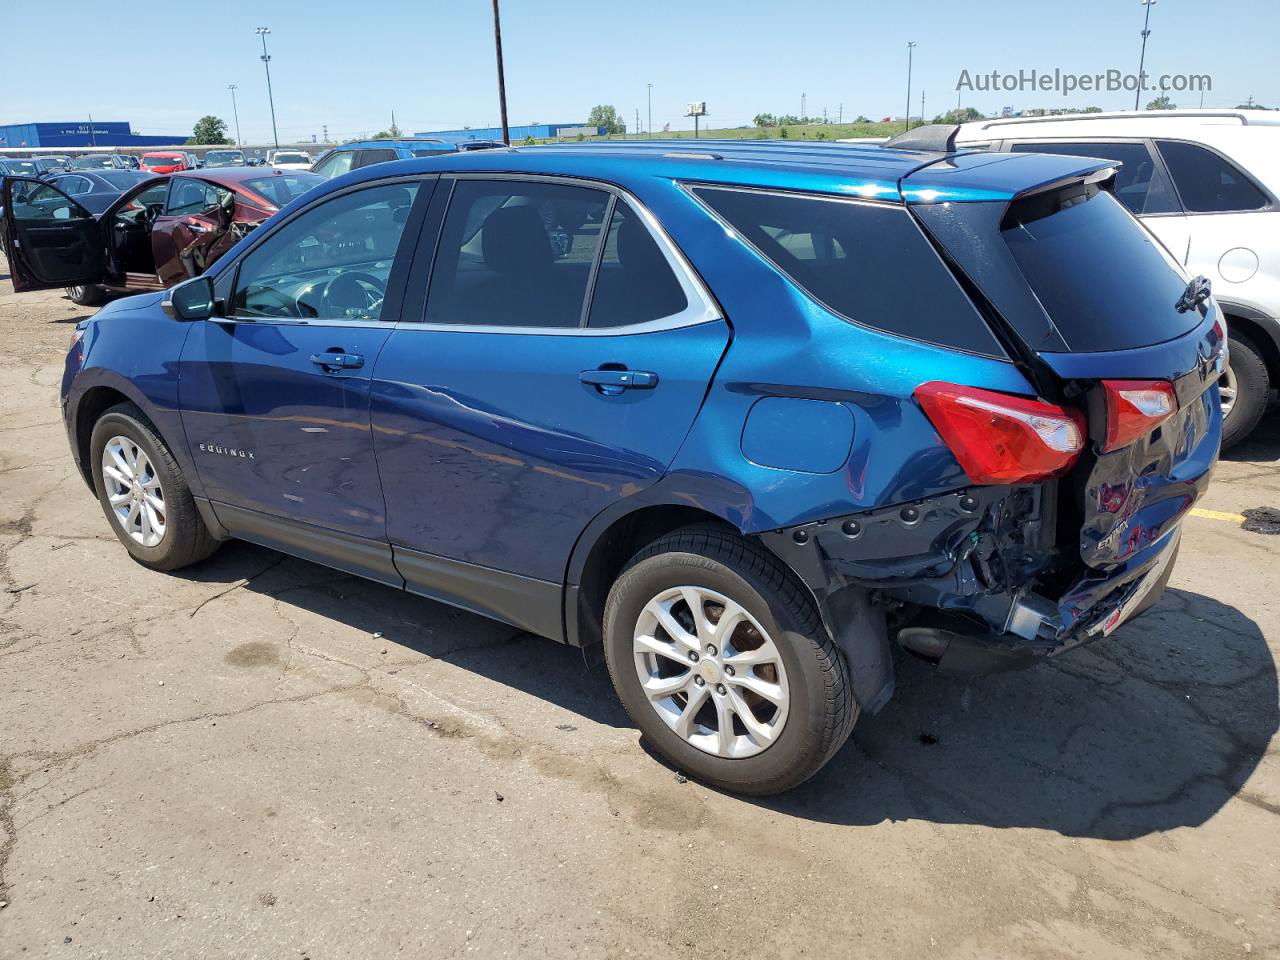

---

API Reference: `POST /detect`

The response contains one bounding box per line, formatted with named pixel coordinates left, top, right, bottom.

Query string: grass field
left=529, top=120, right=905, bottom=145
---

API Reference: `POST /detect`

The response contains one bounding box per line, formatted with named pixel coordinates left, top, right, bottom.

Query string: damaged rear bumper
left=761, top=484, right=1186, bottom=680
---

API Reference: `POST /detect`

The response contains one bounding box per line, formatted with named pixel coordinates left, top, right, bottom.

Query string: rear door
left=1, top=177, right=105, bottom=292
left=152, top=177, right=236, bottom=286
left=179, top=176, right=432, bottom=570
left=369, top=177, right=728, bottom=634
left=1006, top=138, right=1191, bottom=263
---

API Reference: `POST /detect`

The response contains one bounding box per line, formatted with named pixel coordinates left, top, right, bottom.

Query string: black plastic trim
left=394, top=547, right=564, bottom=643
left=211, top=502, right=402, bottom=587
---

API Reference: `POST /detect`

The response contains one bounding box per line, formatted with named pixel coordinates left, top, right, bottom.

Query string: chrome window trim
left=397, top=171, right=722, bottom=337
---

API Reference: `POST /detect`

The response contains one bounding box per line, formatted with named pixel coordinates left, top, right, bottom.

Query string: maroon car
left=0, top=168, right=324, bottom=305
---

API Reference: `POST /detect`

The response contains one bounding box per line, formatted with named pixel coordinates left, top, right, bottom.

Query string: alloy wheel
left=632, top=585, right=790, bottom=759
left=101, top=436, right=166, bottom=547
left=66, top=286, right=84, bottom=302
left=1218, top=363, right=1237, bottom=420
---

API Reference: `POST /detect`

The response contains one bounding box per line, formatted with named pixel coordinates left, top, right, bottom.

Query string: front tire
left=65, top=284, right=107, bottom=306
left=1220, top=334, right=1269, bottom=450
left=603, top=525, right=857, bottom=795
left=89, top=403, right=220, bottom=571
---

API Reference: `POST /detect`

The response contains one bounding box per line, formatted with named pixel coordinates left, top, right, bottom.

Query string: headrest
left=482, top=205, right=552, bottom=276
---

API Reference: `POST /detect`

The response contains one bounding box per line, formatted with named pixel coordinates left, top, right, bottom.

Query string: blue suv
left=4, top=132, right=1224, bottom=793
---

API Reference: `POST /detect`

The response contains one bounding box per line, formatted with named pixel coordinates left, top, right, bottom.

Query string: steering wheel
left=320, top=271, right=386, bottom=318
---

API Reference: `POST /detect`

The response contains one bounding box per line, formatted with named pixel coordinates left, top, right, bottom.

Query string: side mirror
left=162, top=275, right=217, bottom=321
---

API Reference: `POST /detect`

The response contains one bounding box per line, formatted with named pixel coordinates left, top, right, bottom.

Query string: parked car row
left=3, top=136, right=1224, bottom=793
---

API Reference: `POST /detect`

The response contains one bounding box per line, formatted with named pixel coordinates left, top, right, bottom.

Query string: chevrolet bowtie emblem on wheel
left=199, top=443, right=255, bottom=460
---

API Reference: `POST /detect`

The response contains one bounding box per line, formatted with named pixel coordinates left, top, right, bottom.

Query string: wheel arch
left=1218, top=301, right=1280, bottom=382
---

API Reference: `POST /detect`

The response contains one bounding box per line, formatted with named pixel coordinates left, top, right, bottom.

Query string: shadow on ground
left=181, top=543, right=1276, bottom=842
left=1223, top=399, right=1280, bottom=463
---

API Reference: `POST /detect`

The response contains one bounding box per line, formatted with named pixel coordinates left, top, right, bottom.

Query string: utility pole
left=1135, top=0, right=1156, bottom=110
left=255, top=27, right=279, bottom=149
left=635, top=108, right=640, bottom=140
left=647, top=83, right=653, bottom=136
left=227, top=84, right=242, bottom=147
left=905, top=41, right=917, bottom=132
left=838, top=103, right=843, bottom=124
left=322, top=124, right=328, bottom=143
left=801, top=92, right=806, bottom=120
left=88, top=112, right=96, bottom=147
left=921, top=90, right=925, bottom=126
left=491, top=0, right=511, bottom=145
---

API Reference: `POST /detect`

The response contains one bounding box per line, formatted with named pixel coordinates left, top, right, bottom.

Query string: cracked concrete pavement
left=0, top=271, right=1278, bottom=959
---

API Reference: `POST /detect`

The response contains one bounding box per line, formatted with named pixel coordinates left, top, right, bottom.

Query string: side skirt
left=206, top=501, right=564, bottom=643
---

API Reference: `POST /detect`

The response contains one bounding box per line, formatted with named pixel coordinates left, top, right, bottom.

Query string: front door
left=369, top=178, right=729, bottom=632
left=179, top=177, right=431, bottom=573
left=0, top=178, right=104, bottom=292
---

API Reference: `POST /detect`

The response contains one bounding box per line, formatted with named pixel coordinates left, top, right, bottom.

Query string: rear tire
left=603, top=524, right=857, bottom=795
left=66, top=284, right=107, bottom=306
left=1220, top=334, right=1269, bottom=450
left=89, top=402, right=220, bottom=571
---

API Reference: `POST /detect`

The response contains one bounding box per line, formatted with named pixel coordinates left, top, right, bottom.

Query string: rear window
left=245, top=172, right=324, bottom=207
left=1003, top=186, right=1196, bottom=351
left=1155, top=140, right=1269, bottom=213
left=692, top=186, right=1003, bottom=356
left=144, top=155, right=181, bottom=164
left=98, top=171, right=150, bottom=190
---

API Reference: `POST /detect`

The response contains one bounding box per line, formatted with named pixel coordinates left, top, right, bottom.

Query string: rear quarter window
left=1155, top=140, right=1270, bottom=213
left=691, top=186, right=1004, bottom=357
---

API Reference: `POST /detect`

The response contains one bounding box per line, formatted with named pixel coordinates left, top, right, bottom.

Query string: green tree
left=1236, top=101, right=1270, bottom=110
left=753, top=112, right=777, bottom=127
left=1082, top=106, right=1104, bottom=113
left=187, top=115, right=231, bottom=145
left=587, top=105, right=625, bottom=134
left=854, top=115, right=870, bottom=123
left=1146, top=95, right=1176, bottom=110
left=932, top=107, right=984, bottom=124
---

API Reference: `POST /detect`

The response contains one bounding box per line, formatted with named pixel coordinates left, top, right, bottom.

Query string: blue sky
left=3, top=0, right=1276, bottom=143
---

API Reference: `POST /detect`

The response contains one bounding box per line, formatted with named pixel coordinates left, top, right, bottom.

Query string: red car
left=139, top=152, right=192, bottom=174
left=0, top=168, right=324, bottom=304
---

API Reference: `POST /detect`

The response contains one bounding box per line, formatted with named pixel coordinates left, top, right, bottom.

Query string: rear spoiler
left=898, top=151, right=1119, bottom=205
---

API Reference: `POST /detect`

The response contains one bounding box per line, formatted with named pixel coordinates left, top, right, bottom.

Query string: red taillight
left=915, top=382, right=1086, bottom=485
left=1102, top=380, right=1177, bottom=453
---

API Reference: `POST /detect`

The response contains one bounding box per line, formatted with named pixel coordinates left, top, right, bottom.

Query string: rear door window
left=691, top=186, right=1004, bottom=356
left=1008, top=140, right=1178, bottom=215
left=424, top=179, right=608, bottom=328
left=1002, top=186, right=1196, bottom=351
left=587, top=200, right=688, bottom=328
left=311, top=151, right=355, bottom=179
left=1154, top=140, right=1270, bottom=213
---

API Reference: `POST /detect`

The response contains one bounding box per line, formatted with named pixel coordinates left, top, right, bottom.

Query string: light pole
left=255, top=27, right=279, bottom=149
left=647, top=83, right=653, bottom=137
left=1135, top=0, right=1156, bottom=110
left=227, top=84, right=242, bottom=148
left=905, top=41, right=917, bottom=132
left=491, top=0, right=511, bottom=145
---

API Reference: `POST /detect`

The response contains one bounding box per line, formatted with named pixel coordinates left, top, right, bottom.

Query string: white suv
left=955, top=109, right=1280, bottom=447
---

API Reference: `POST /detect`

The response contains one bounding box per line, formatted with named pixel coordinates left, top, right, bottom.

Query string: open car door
left=1, top=177, right=105, bottom=292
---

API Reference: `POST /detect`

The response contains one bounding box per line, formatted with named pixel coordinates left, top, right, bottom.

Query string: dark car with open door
left=1, top=168, right=324, bottom=305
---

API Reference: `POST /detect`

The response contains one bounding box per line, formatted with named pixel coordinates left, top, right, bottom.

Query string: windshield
left=245, top=173, right=325, bottom=208
left=272, top=153, right=310, bottom=164
left=3, top=160, right=38, bottom=175
left=143, top=155, right=182, bottom=166
left=1002, top=187, right=1195, bottom=352
left=206, top=151, right=243, bottom=165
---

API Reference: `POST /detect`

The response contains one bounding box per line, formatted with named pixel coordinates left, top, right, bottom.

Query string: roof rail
left=881, top=124, right=960, bottom=153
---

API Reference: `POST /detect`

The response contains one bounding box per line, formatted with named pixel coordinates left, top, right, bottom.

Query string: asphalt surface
left=1, top=269, right=1278, bottom=959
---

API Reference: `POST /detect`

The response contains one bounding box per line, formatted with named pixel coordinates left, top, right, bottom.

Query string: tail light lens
left=1102, top=380, right=1177, bottom=453
left=915, top=382, right=1086, bottom=485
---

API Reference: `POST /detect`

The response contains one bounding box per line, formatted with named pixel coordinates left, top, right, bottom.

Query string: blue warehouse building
left=0, top=121, right=185, bottom=149
left=414, top=123, right=608, bottom=143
